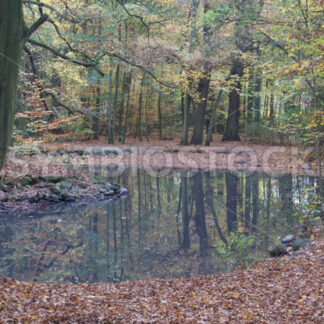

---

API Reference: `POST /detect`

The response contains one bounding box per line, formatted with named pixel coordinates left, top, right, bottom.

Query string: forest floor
left=0, top=237, right=323, bottom=323
left=1, top=137, right=322, bottom=213
left=2, top=137, right=322, bottom=177
left=39, top=137, right=323, bottom=176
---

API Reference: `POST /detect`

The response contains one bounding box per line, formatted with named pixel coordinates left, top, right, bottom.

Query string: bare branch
left=44, top=91, right=84, bottom=115
left=97, top=51, right=174, bottom=88
left=27, top=39, right=105, bottom=77
left=24, top=15, right=49, bottom=40
left=22, top=1, right=80, bottom=23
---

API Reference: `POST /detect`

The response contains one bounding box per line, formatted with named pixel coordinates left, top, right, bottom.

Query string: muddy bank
left=0, top=174, right=127, bottom=214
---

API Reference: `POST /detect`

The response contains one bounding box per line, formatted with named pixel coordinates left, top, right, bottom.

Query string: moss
left=39, top=176, right=65, bottom=183
left=21, top=175, right=37, bottom=186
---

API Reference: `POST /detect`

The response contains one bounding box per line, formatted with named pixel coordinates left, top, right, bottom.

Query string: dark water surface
left=0, top=168, right=319, bottom=283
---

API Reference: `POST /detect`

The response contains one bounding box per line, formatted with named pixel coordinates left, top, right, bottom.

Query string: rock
left=104, top=182, right=112, bottom=190
left=79, top=181, right=88, bottom=189
left=50, top=185, right=61, bottom=195
left=21, top=175, right=37, bottom=186
left=46, top=195, right=62, bottom=203
left=104, top=190, right=115, bottom=196
left=58, top=149, right=65, bottom=155
left=103, top=150, right=118, bottom=156
left=75, top=149, right=85, bottom=156
left=79, top=190, right=89, bottom=197
left=0, top=203, right=13, bottom=210
left=61, top=194, right=76, bottom=202
left=59, top=180, right=74, bottom=190
left=92, top=189, right=100, bottom=196
left=0, top=183, right=9, bottom=192
left=110, top=184, right=120, bottom=194
left=291, top=238, right=310, bottom=251
left=40, top=176, right=65, bottom=183
left=281, top=234, right=295, bottom=245
left=307, top=155, right=316, bottom=163
left=269, top=244, right=287, bottom=257
left=119, top=188, right=128, bottom=195
left=99, top=187, right=107, bottom=194
left=93, top=149, right=103, bottom=156
left=28, top=196, right=40, bottom=203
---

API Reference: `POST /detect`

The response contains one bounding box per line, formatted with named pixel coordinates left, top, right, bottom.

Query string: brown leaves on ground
left=1, top=240, right=323, bottom=323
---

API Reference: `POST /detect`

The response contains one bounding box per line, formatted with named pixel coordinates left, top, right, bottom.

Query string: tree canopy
left=0, top=0, right=323, bottom=167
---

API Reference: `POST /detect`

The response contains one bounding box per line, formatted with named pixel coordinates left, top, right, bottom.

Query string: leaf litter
left=0, top=239, right=323, bottom=323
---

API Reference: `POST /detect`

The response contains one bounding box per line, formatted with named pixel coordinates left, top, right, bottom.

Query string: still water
left=0, top=167, right=319, bottom=283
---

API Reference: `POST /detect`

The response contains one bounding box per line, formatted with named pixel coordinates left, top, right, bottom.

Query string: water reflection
left=0, top=168, right=320, bottom=283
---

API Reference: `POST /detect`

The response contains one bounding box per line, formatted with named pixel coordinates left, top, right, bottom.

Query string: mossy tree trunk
left=0, top=0, right=47, bottom=170
left=0, top=0, right=24, bottom=169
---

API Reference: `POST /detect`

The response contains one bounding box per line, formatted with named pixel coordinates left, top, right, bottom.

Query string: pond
left=0, top=167, right=319, bottom=283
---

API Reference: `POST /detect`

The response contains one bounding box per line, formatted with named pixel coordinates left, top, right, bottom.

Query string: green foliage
left=295, top=187, right=324, bottom=225
left=243, top=123, right=291, bottom=145
left=4, top=0, right=321, bottom=147
left=203, top=4, right=231, bottom=28
left=215, top=232, right=255, bottom=270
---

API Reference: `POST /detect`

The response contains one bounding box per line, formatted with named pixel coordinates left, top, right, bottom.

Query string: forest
left=0, top=0, right=323, bottom=154
left=0, top=0, right=323, bottom=322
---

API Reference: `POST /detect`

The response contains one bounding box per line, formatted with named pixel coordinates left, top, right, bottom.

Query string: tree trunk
left=144, top=87, right=150, bottom=142
left=180, top=172, right=190, bottom=249
left=190, top=1, right=212, bottom=145
left=252, top=174, right=259, bottom=233
left=193, top=172, right=208, bottom=256
left=118, top=70, right=127, bottom=139
left=244, top=174, right=251, bottom=231
left=0, top=0, right=24, bottom=169
left=247, top=69, right=254, bottom=125
left=180, top=90, right=184, bottom=121
left=279, top=174, right=294, bottom=223
left=269, top=87, right=275, bottom=126
left=180, top=92, right=191, bottom=145
left=157, top=91, right=163, bottom=140
left=92, top=79, right=101, bottom=140
left=137, top=76, right=144, bottom=142
left=205, top=89, right=223, bottom=146
left=107, top=64, right=114, bottom=143
left=254, top=66, right=262, bottom=123
left=222, top=58, right=243, bottom=141
left=122, top=72, right=132, bottom=143
left=205, top=172, right=227, bottom=244
left=111, top=62, right=120, bottom=143
left=225, top=171, right=238, bottom=233
left=179, top=0, right=199, bottom=145
left=190, top=63, right=212, bottom=144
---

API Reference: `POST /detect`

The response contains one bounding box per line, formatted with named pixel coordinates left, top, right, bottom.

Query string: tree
left=0, top=0, right=48, bottom=169
left=190, top=0, right=212, bottom=145
left=180, top=0, right=199, bottom=145
left=222, top=58, right=243, bottom=141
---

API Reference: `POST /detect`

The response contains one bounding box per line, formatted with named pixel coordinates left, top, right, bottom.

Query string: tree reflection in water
left=0, top=168, right=318, bottom=283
